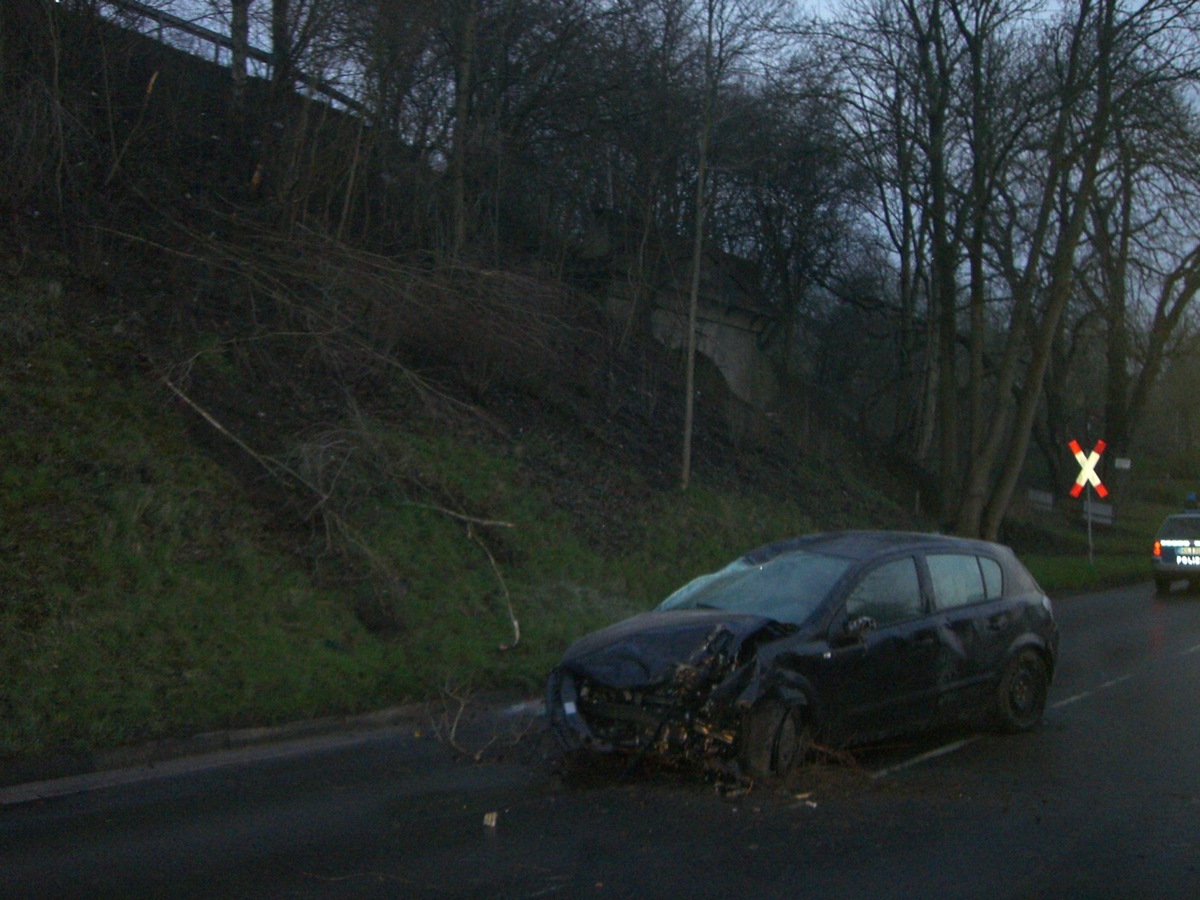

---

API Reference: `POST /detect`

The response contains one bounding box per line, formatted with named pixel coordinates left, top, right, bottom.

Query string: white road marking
left=1052, top=691, right=1094, bottom=709
left=867, top=647, right=1198, bottom=782
left=870, top=737, right=980, bottom=780
left=1054, top=673, right=1131, bottom=709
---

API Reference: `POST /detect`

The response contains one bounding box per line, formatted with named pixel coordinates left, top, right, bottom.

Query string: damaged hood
left=559, top=609, right=780, bottom=690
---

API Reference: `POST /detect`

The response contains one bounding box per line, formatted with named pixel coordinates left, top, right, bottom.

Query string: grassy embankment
left=1019, top=504, right=1163, bottom=593
left=0, top=273, right=1164, bottom=763
left=0, top=274, right=853, bottom=761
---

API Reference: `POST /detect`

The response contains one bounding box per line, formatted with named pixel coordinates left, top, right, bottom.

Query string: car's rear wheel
left=1155, top=575, right=1172, bottom=595
left=994, top=649, right=1048, bottom=733
left=741, top=700, right=808, bottom=781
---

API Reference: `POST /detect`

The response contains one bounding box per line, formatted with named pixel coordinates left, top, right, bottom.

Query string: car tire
left=1155, top=575, right=1172, bottom=595
left=994, top=649, right=1049, bottom=733
left=741, top=700, right=808, bottom=781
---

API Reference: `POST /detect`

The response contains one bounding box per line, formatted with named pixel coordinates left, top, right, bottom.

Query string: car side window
left=928, top=554, right=987, bottom=609
left=980, top=557, right=1003, bottom=599
left=845, top=557, right=924, bottom=626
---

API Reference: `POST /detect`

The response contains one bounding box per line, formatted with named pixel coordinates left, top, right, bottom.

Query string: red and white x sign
left=1069, top=439, right=1108, bottom=498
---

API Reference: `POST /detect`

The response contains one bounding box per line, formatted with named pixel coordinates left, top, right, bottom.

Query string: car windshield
left=657, top=550, right=851, bottom=626
left=1159, top=517, right=1200, bottom=540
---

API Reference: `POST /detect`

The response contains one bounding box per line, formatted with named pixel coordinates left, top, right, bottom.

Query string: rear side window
left=928, top=554, right=988, bottom=609
left=980, top=557, right=1003, bottom=598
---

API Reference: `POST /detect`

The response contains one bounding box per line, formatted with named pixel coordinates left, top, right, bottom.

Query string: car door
left=926, top=552, right=1017, bottom=718
left=818, top=556, right=941, bottom=743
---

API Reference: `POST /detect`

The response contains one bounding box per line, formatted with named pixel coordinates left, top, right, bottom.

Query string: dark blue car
left=546, top=531, right=1059, bottom=780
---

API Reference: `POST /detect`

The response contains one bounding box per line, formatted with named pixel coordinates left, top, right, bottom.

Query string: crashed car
left=546, top=531, right=1059, bottom=779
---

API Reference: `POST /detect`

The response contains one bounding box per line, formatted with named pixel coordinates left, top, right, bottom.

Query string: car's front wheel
left=994, top=648, right=1049, bottom=732
left=741, top=700, right=808, bottom=781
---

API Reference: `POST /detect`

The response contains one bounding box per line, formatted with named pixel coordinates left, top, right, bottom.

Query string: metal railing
left=100, top=0, right=363, bottom=111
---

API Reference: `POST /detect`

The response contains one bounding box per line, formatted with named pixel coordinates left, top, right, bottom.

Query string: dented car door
left=925, top=552, right=1016, bottom=718
left=814, top=556, right=942, bottom=743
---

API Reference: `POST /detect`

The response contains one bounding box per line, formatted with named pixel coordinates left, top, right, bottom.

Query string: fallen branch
left=468, top=523, right=520, bottom=650
left=163, top=376, right=323, bottom=499
left=408, top=503, right=513, bottom=530
left=164, top=376, right=519, bottom=651
left=162, top=377, right=397, bottom=581
left=429, top=681, right=495, bottom=762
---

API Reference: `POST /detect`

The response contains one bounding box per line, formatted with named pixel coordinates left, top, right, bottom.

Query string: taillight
left=1153, top=540, right=1162, bottom=557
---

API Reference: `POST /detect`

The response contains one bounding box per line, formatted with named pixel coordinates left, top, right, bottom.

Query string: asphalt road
left=3, top=581, right=1199, bottom=898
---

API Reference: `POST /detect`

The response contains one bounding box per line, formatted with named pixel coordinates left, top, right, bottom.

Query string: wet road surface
left=3, top=582, right=1199, bottom=898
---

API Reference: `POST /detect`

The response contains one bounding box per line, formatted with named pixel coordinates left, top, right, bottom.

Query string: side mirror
left=844, top=615, right=877, bottom=638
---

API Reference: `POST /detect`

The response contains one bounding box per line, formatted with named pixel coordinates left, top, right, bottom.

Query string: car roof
left=743, top=530, right=1006, bottom=565
left=1158, top=511, right=1200, bottom=531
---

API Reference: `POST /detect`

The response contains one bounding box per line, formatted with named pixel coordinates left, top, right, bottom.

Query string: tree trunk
left=681, top=128, right=709, bottom=492
left=682, top=1, right=717, bottom=493
left=451, top=0, right=479, bottom=258
left=270, top=0, right=291, bottom=95
left=230, top=0, right=250, bottom=113
left=979, top=0, right=1117, bottom=540
left=1125, top=247, right=1200, bottom=441
left=1099, top=203, right=1132, bottom=456
left=981, top=219, right=1095, bottom=539
left=908, top=0, right=959, bottom=521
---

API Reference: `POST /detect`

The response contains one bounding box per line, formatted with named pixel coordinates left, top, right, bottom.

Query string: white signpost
left=1069, top=439, right=1108, bottom=566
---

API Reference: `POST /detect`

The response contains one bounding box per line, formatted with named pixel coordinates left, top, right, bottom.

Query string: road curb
left=0, top=696, right=542, bottom=800
left=0, top=703, right=426, bottom=795
left=2, top=696, right=547, bottom=811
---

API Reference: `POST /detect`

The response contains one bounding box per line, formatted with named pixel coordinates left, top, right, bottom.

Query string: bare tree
left=832, top=0, right=942, bottom=472
left=680, top=0, right=784, bottom=489
left=1074, top=80, right=1200, bottom=461
left=973, top=0, right=1200, bottom=539
left=833, top=0, right=1200, bottom=537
